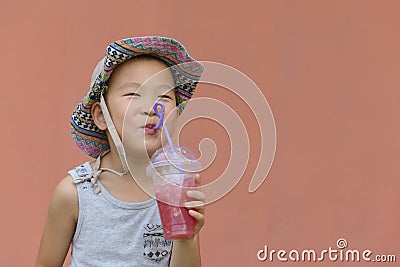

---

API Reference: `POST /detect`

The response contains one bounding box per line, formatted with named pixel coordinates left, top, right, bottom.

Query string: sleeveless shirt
left=68, top=161, right=172, bottom=267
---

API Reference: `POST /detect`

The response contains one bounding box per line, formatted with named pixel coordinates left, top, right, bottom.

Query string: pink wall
left=1, top=1, right=399, bottom=266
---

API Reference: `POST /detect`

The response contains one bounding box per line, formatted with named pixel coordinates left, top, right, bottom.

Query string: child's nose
left=143, top=104, right=156, bottom=116
left=144, top=110, right=154, bottom=116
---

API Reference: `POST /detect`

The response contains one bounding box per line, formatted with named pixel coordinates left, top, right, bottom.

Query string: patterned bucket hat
left=70, top=36, right=204, bottom=158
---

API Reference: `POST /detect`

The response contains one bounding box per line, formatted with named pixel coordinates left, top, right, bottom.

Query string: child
left=36, top=36, right=205, bottom=267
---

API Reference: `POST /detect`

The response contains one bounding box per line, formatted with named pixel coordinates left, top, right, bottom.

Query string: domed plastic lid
left=146, top=145, right=202, bottom=176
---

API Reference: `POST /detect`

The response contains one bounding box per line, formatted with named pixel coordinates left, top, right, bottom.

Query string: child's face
left=104, top=56, right=178, bottom=157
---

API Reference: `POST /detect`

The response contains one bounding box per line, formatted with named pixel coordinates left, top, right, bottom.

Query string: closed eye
left=124, top=93, right=140, bottom=97
left=158, top=95, right=173, bottom=100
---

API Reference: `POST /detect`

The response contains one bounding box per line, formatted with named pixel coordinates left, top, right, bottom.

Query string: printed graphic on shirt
left=74, top=165, right=91, bottom=190
left=76, top=165, right=90, bottom=178
left=143, top=224, right=172, bottom=262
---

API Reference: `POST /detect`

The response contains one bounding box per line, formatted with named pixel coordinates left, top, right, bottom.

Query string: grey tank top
left=68, top=161, right=172, bottom=267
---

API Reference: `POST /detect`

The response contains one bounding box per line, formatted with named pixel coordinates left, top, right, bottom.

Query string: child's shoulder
left=47, top=174, right=79, bottom=225
left=54, top=174, right=78, bottom=205
left=47, top=160, right=95, bottom=226
left=57, top=174, right=77, bottom=194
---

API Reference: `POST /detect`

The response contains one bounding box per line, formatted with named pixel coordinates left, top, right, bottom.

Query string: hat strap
left=99, top=93, right=129, bottom=173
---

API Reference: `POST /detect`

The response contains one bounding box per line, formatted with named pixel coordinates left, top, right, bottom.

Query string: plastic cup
left=146, top=145, right=201, bottom=239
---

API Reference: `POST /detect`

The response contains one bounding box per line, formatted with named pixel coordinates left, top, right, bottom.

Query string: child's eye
left=158, top=95, right=173, bottom=100
left=125, top=93, right=140, bottom=97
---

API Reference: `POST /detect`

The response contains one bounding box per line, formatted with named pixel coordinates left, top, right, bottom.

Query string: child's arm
left=170, top=234, right=202, bottom=267
left=35, top=176, right=78, bottom=267
left=169, top=174, right=205, bottom=267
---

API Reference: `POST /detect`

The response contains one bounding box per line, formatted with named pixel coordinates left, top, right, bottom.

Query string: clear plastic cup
left=146, top=145, right=201, bottom=239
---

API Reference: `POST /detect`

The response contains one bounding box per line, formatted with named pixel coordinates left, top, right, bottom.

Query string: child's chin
left=122, top=138, right=165, bottom=160
left=145, top=144, right=163, bottom=158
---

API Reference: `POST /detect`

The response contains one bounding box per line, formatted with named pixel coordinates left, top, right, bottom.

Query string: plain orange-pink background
left=1, top=1, right=399, bottom=266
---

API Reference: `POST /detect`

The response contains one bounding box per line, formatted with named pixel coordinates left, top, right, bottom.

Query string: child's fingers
left=186, top=190, right=205, bottom=202
left=184, top=201, right=205, bottom=211
left=188, top=210, right=205, bottom=222
left=188, top=207, right=206, bottom=234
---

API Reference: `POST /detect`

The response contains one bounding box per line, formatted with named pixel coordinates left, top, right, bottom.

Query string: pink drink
left=155, top=177, right=196, bottom=239
left=146, top=146, right=201, bottom=240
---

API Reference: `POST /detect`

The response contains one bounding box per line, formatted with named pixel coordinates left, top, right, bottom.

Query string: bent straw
left=152, top=102, right=184, bottom=181
left=152, top=102, right=175, bottom=150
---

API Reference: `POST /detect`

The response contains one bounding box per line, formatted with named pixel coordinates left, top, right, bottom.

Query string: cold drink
left=146, top=146, right=201, bottom=240
left=155, top=177, right=196, bottom=239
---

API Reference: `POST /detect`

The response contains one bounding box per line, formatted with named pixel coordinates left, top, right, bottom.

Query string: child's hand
left=184, top=174, right=205, bottom=236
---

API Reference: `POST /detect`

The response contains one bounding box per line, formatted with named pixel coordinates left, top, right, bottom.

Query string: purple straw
left=152, top=102, right=184, bottom=178
left=152, top=102, right=175, bottom=148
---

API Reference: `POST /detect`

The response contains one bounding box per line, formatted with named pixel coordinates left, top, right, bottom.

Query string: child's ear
left=92, top=102, right=107, bottom=130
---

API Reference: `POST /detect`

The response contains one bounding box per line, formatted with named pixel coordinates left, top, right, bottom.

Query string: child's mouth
left=144, top=123, right=157, bottom=135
